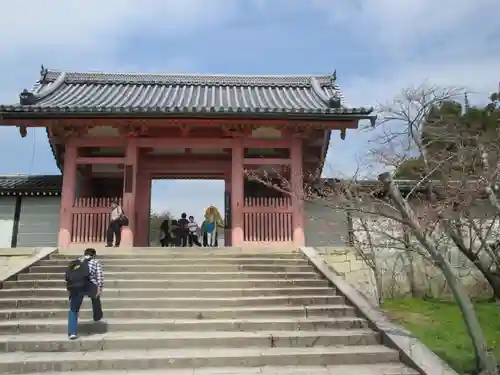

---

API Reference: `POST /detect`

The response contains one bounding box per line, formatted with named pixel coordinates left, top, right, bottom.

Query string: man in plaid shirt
left=67, top=248, right=104, bottom=340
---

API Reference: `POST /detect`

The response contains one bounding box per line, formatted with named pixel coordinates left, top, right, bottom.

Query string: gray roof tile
left=0, top=70, right=374, bottom=116
left=0, top=175, right=62, bottom=195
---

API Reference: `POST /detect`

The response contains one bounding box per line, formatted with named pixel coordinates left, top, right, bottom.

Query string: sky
left=0, top=0, right=499, bottom=219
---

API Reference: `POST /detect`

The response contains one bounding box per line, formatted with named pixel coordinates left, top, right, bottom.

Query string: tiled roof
left=0, top=69, right=374, bottom=117
left=0, top=175, right=62, bottom=196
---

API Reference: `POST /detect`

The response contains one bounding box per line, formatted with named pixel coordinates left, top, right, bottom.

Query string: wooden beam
left=0, top=117, right=360, bottom=130
left=67, top=136, right=296, bottom=149
left=150, top=173, right=225, bottom=179
left=143, top=159, right=229, bottom=173
left=76, top=157, right=125, bottom=165
left=73, top=137, right=127, bottom=148
left=243, top=158, right=292, bottom=165
left=243, top=138, right=292, bottom=148
left=137, top=137, right=234, bottom=148
left=0, top=119, right=46, bottom=127
left=142, top=154, right=229, bottom=163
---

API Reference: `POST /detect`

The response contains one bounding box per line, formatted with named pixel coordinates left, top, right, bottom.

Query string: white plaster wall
left=350, top=215, right=497, bottom=299
left=0, top=197, right=16, bottom=248
left=17, top=197, right=61, bottom=247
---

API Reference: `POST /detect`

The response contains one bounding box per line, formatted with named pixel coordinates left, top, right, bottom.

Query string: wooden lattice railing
left=242, top=196, right=293, bottom=243
left=71, top=197, right=123, bottom=244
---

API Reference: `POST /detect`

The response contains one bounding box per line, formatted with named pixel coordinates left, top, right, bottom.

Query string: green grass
left=383, top=298, right=500, bottom=374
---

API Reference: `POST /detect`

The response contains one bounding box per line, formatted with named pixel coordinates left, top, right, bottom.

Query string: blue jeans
left=68, top=284, right=103, bottom=336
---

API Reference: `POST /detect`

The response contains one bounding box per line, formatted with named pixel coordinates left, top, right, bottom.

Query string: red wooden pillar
left=121, top=138, right=138, bottom=247
left=58, top=139, right=77, bottom=248
left=135, top=169, right=150, bottom=246
left=224, top=176, right=232, bottom=247
left=291, top=137, right=305, bottom=246
left=231, top=138, right=244, bottom=246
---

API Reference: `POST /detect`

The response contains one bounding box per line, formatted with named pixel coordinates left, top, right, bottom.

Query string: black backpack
left=179, top=219, right=189, bottom=232
left=65, top=258, right=90, bottom=292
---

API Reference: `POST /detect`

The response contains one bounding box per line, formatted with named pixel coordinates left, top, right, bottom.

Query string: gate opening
left=149, top=179, right=225, bottom=247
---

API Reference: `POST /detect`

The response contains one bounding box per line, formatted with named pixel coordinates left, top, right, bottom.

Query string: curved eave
left=0, top=108, right=374, bottom=122
left=46, top=127, right=62, bottom=172
left=321, top=130, right=332, bottom=169
left=0, top=190, right=61, bottom=196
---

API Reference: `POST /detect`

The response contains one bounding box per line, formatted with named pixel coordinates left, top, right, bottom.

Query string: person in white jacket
left=187, top=216, right=202, bottom=247
left=106, top=200, right=123, bottom=247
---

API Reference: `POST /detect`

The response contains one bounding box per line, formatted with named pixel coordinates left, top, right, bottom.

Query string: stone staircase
left=0, top=248, right=418, bottom=374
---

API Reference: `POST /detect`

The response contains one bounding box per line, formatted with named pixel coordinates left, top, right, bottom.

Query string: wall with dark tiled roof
left=0, top=175, right=62, bottom=196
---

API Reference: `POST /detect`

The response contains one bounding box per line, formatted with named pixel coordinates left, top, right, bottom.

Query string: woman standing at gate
left=106, top=200, right=124, bottom=247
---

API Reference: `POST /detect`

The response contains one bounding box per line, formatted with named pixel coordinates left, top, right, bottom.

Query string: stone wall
left=315, top=247, right=380, bottom=306
left=317, top=244, right=492, bottom=306
left=306, top=199, right=498, bottom=303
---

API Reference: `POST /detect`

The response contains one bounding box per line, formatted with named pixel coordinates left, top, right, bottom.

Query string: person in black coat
left=159, top=219, right=171, bottom=247
left=170, top=220, right=181, bottom=247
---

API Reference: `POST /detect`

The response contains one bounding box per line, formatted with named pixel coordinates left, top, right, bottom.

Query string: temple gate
left=0, top=68, right=374, bottom=248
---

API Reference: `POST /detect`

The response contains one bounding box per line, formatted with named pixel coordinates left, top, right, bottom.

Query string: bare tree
left=248, top=170, right=498, bottom=374
left=366, top=83, right=499, bottom=374
left=373, top=84, right=500, bottom=301
left=378, top=172, right=497, bottom=375
left=245, top=82, right=499, bottom=374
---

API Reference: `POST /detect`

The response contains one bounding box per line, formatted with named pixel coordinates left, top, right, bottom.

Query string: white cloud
left=312, top=0, right=500, bottom=175
left=310, top=0, right=499, bottom=58
left=0, top=0, right=238, bottom=54
left=0, top=0, right=239, bottom=215
left=343, top=56, right=500, bottom=108
left=326, top=56, right=500, bottom=176
left=0, top=0, right=238, bottom=103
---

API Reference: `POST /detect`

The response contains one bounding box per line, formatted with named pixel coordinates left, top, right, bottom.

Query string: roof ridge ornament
left=310, top=76, right=341, bottom=109
left=330, top=70, right=337, bottom=84
left=328, top=70, right=341, bottom=108
left=19, top=89, right=36, bottom=105
left=39, top=64, right=48, bottom=84
left=19, top=71, right=67, bottom=105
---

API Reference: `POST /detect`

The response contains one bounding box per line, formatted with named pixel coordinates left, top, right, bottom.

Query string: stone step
left=2, top=278, right=329, bottom=289
left=18, top=271, right=322, bottom=281
left=0, top=317, right=370, bottom=334
left=41, top=258, right=311, bottom=266
left=0, top=286, right=336, bottom=299
left=0, top=345, right=401, bottom=373
left=0, top=295, right=345, bottom=309
left=18, top=364, right=419, bottom=375
left=0, top=329, right=380, bottom=352
left=50, top=252, right=304, bottom=260
left=0, top=304, right=356, bottom=320
left=29, top=264, right=315, bottom=273
left=57, top=247, right=299, bottom=254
